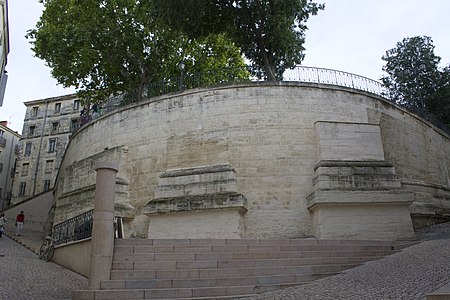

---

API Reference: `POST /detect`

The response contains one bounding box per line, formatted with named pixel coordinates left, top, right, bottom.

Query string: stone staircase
left=73, top=238, right=412, bottom=300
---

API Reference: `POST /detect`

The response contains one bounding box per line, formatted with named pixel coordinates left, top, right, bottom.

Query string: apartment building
left=0, top=0, right=9, bottom=106
left=0, top=120, right=19, bottom=209
left=12, top=94, right=81, bottom=204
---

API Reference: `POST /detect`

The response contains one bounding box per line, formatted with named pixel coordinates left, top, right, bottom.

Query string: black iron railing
left=52, top=210, right=93, bottom=246
left=79, top=65, right=448, bottom=136
left=139, top=65, right=386, bottom=101
left=52, top=210, right=125, bottom=246
left=94, top=65, right=387, bottom=115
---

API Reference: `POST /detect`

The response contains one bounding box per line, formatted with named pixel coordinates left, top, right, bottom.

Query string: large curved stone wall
left=53, top=82, right=450, bottom=240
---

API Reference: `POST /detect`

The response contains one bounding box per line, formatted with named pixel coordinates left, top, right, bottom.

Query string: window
left=45, top=160, right=54, bottom=174
left=24, top=142, right=32, bottom=157
left=0, top=162, right=3, bottom=173
left=19, top=182, right=26, bottom=196
left=52, top=122, right=59, bottom=133
left=48, top=139, right=56, bottom=153
left=44, top=180, right=51, bottom=192
left=0, top=130, right=5, bottom=147
left=21, top=163, right=29, bottom=176
left=31, top=107, right=38, bottom=117
left=29, top=125, right=36, bottom=137
left=71, top=118, right=79, bottom=132
left=73, top=100, right=80, bottom=110
left=54, top=102, right=61, bottom=113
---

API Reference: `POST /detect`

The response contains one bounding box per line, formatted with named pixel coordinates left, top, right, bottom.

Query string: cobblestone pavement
left=239, top=223, right=450, bottom=300
left=0, top=235, right=88, bottom=300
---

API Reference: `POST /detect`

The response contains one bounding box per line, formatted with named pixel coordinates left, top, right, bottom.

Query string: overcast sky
left=1, top=0, right=449, bottom=133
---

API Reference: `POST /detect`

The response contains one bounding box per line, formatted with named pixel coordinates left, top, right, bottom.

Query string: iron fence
left=52, top=209, right=93, bottom=246
left=52, top=210, right=125, bottom=246
left=282, top=66, right=386, bottom=96
left=78, top=65, right=448, bottom=135
left=138, top=65, right=387, bottom=101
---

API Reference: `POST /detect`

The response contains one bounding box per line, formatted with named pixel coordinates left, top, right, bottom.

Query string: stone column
left=88, top=162, right=119, bottom=290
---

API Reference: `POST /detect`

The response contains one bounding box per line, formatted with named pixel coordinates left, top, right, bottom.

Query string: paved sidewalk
left=0, top=235, right=88, bottom=300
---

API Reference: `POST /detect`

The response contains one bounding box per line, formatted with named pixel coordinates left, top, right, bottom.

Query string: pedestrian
left=0, top=212, right=6, bottom=237
left=15, top=211, right=25, bottom=236
left=91, top=104, right=100, bottom=119
left=80, top=107, right=88, bottom=126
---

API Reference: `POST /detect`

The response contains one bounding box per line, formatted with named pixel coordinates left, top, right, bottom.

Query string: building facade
left=0, top=120, right=19, bottom=209
left=12, top=94, right=81, bottom=204
left=0, top=0, right=9, bottom=106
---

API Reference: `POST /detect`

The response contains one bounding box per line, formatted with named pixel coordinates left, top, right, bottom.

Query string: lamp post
left=178, top=60, right=185, bottom=92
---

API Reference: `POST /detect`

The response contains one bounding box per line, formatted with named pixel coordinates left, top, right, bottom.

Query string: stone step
left=74, top=282, right=306, bottom=300
left=110, top=263, right=360, bottom=280
left=113, top=238, right=396, bottom=252
left=73, top=239, right=410, bottom=300
left=426, top=281, right=450, bottom=300
left=125, top=297, right=256, bottom=300
left=114, top=238, right=395, bottom=247
left=112, top=255, right=381, bottom=271
left=102, top=272, right=335, bottom=290
left=113, top=249, right=397, bottom=263
left=114, top=244, right=395, bottom=256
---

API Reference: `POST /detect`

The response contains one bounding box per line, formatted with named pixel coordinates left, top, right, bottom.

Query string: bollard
left=88, top=162, right=119, bottom=290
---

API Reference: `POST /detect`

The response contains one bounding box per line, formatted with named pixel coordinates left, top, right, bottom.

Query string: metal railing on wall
left=52, top=210, right=93, bottom=246
left=52, top=209, right=124, bottom=246
left=79, top=65, right=448, bottom=136
left=140, top=65, right=387, bottom=100
left=282, top=66, right=386, bottom=96
left=91, top=65, right=387, bottom=116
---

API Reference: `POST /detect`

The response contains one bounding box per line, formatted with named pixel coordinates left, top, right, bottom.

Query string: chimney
left=0, top=121, right=7, bottom=127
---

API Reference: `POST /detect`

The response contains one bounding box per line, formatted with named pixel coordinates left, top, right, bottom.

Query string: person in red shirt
left=15, top=211, right=25, bottom=236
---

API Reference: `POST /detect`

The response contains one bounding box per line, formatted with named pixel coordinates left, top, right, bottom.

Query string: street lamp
left=178, top=60, right=185, bottom=91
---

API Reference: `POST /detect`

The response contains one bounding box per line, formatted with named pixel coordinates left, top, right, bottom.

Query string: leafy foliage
left=155, top=0, right=324, bottom=81
left=426, top=73, right=450, bottom=126
left=27, top=0, right=247, bottom=104
left=381, top=36, right=449, bottom=110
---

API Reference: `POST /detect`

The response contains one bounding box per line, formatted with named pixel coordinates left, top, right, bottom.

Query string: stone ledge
left=427, top=281, right=450, bottom=300
left=314, top=160, right=394, bottom=170
left=159, top=164, right=235, bottom=178
left=307, top=190, right=414, bottom=209
left=143, top=192, right=247, bottom=215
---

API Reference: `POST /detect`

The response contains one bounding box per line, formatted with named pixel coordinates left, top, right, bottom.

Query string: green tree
left=381, top=36, right=449, bottom=110
left=426, top=70, right=450, bottom=126
left=26, top=0, right=247, bottom=104
left=155, top=0, right=324, bottom=81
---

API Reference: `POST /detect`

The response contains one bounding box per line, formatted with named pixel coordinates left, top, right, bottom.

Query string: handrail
left=52, top=209, right=93, bottom=246
left=94, top=65, right=387, bottom=115
left=282, top=66, right=386, bottom=97
left=80, top=65, right=448, bottom=136
left=52, top=209, right=124, bottom=246
left=142, top=65, right=387, bottom=100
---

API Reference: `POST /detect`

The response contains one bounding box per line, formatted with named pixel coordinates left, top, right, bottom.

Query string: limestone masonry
left=53, top=82, right=450, bottom=240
